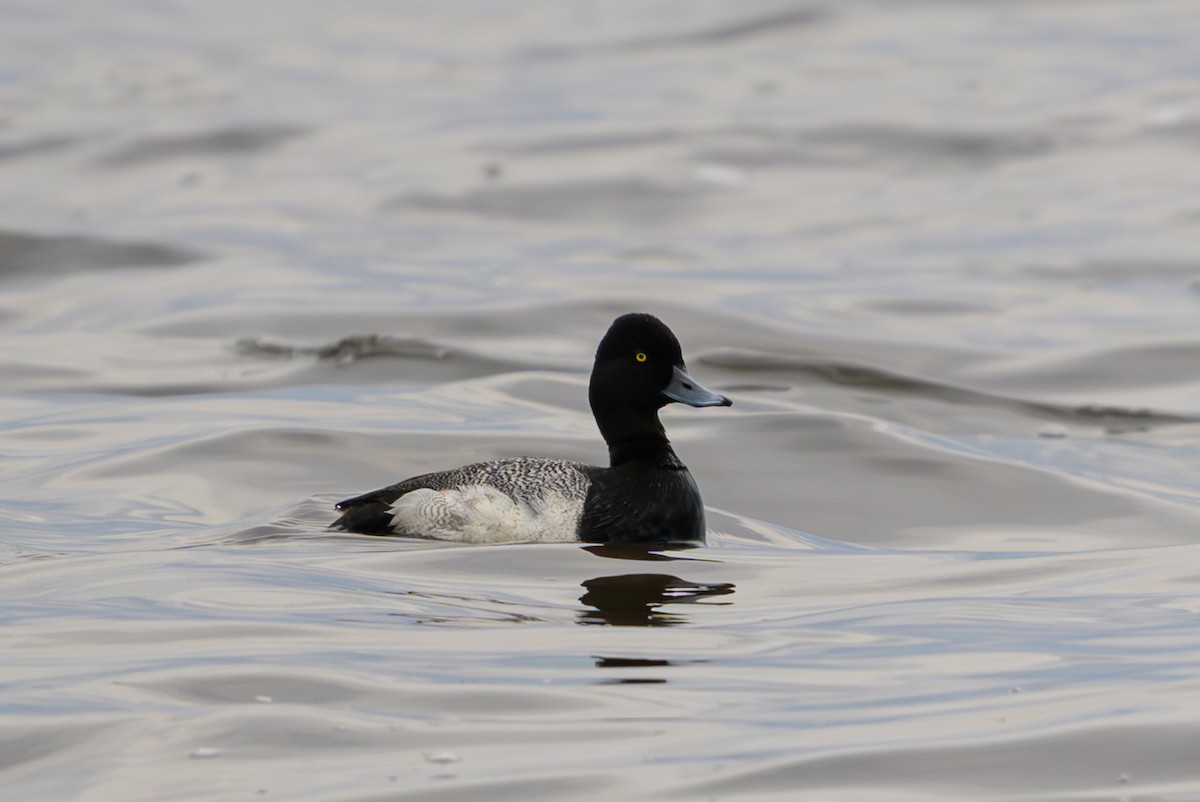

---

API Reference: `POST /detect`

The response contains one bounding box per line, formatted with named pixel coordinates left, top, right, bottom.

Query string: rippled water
left=4, top=1, right=1200, bottom=800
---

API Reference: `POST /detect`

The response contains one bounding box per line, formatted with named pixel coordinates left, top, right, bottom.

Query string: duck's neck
left=606, top=430, right=679, bottom=467
left=590, top=383, right=678, bottom=467
left=596, top=407, right=682, bottom=467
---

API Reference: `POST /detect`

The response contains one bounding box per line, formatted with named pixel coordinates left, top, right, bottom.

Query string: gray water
left=4, top=1, right=1200, bottom=800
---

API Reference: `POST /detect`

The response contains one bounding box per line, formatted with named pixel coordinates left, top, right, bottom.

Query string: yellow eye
left=635, top=352, right=648, bottom=363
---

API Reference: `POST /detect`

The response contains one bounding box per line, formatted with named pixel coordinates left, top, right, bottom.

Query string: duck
left=332, top=312, right=731, bottom=545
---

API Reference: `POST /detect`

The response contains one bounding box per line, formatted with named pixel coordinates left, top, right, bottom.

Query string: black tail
left=332, top=497, right=396, bottom=534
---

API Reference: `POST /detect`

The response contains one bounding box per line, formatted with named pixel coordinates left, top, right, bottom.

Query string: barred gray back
left=411, top=457, right=592, bottom=503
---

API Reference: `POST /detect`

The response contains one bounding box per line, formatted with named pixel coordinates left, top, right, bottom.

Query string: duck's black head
left=588, top=313, right=730, bottom=463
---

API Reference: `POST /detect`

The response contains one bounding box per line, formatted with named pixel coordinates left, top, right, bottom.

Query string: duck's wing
left=332, top=457, right=594, bottom=537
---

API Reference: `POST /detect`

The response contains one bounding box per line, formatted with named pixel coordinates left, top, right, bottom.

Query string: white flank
left=388, top=485, right=583, bottom=543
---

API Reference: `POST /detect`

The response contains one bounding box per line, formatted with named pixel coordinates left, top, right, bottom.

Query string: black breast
left=577, top=452, right=706, bottom=546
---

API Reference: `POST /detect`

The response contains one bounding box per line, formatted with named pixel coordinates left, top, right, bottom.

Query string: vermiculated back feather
left=334, top=457, right=592, bottom=536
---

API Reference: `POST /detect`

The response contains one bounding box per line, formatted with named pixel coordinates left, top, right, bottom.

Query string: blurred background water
left=3, top=1, right=1200, bottom=800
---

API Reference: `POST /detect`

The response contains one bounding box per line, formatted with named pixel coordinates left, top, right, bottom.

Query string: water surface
left=3, top=1, right=1200, bottom=800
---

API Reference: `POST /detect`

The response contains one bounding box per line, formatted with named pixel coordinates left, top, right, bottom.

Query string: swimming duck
left=332, top=313, right=731, bottom=545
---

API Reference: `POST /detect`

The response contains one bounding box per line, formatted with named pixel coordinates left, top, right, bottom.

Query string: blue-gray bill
left=663, top=365, right=732, bottom=408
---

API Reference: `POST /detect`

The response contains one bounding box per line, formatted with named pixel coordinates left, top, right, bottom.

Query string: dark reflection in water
left=0, top=229, right=203, bottom=280
left=594, top=657, right=675, bottom=668
left=235, top=333, right=449, bottom=363
left=578, top=573, right=735, bottom=627
left=96, top=124, right=308, bottom=167
left=593, top=657, right=677, bottom=685
left=701, top=348, right=1200, bottom=432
